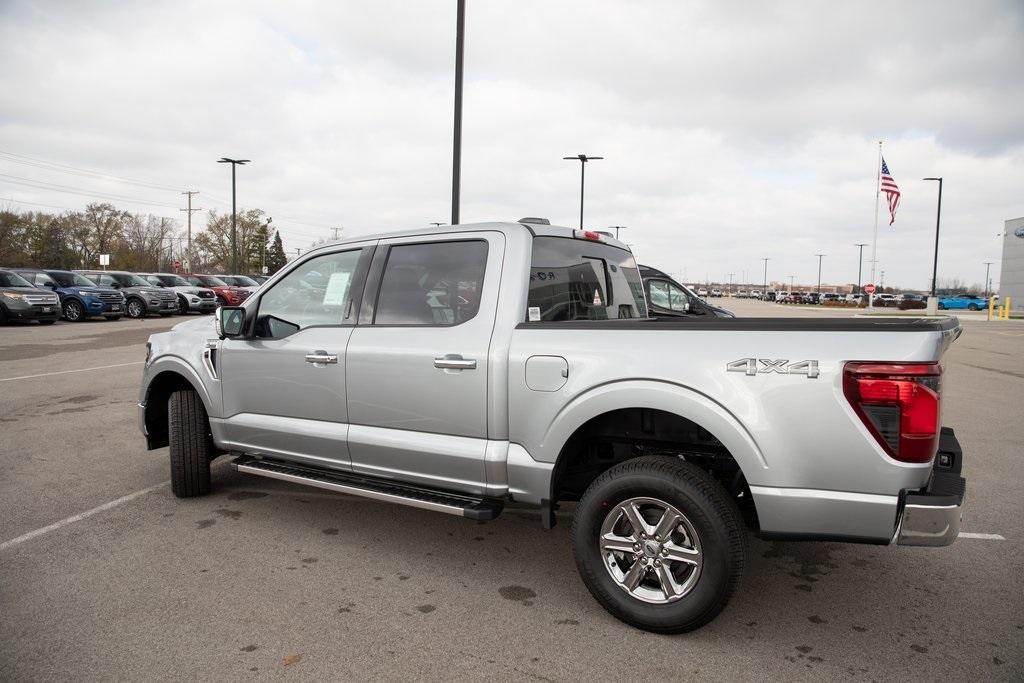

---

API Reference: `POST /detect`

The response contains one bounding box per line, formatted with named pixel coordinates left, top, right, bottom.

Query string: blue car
left=937, top=294, right=988, bottom=311
left=12, top=268, right=126, bottom=321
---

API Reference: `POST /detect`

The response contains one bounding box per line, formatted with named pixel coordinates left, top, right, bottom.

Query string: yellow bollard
left=988, top=295, right=996, bottom=321
left=1004, top=296, right=1012, bottom=319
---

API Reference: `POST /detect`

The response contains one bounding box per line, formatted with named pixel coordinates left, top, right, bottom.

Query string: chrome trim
left=305, top=353, right=338, bottom=365
left=234, top=461, right=467, bottom=516
left=896, top=498, right=964, bottom=547
left=434, top=355, right=477, bottom=370
left=202, top=339, right=220, bottom=380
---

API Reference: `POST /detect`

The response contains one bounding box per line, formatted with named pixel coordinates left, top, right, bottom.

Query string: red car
left=184, top=274, right=250, bottom=306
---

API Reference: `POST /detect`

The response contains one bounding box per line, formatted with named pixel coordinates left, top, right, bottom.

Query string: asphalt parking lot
left=1, top=306, right=1022, bottom=680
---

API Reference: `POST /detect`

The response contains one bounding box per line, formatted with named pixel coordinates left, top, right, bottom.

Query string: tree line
left=0, top=202, right=289, bottom=275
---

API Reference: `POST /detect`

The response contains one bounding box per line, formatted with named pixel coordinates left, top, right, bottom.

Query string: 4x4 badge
left=727, top=358, right=820, bottom=378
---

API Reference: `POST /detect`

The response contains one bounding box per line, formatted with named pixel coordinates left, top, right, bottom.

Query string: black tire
left=105, top=315, right=123, bottom=321
left=168, top=388, right=217, bottom=497
left=126, top=297, right=146, bottom=319
left=159, top=312, right=173, bottom=317
left=968, top=304, right=979, bottom=311
left=63, top=299, right=85, bottom=322
left=215, top=296, right=227, bottom=307
left=571, top=456, right=746, bottom=634
left=39, top=320, right=56, bottom=325
left=937, top=302, right=946, bottom=310
left=0, top=306, right=7, bottom=325
left=177, top=296, right=189, bottom=315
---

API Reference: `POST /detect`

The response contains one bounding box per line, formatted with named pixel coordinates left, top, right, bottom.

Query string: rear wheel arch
left=542, top=382, right=766, bottom=527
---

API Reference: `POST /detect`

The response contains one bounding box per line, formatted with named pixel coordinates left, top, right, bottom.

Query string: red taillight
left=843, top=362, right=942, bottom=463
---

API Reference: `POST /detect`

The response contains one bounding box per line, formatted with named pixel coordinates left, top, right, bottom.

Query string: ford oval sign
left=1015, top=226, right=1024, bottom=238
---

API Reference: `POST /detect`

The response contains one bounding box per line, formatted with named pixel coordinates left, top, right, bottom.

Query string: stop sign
left=173, top=259, right=181, bottom=270
left=864, top=283, right=876, bottom=294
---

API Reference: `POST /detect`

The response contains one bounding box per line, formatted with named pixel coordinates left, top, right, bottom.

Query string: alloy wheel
left=599, top=496, right=702, bottom=604
left=64, top=300, right=83, bottom=321
left=127, top=299, right=144, bottom=318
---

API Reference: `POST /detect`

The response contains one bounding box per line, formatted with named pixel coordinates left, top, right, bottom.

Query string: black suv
left=0, top=269, right=61, bottom=324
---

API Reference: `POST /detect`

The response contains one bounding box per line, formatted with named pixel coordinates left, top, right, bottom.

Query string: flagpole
left=868, top=140, right=882, bottom=308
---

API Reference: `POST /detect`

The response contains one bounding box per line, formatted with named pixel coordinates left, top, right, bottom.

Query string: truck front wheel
left=570, top=456, right=746, bottom=633
left=168, top=388, right=217, bottom=497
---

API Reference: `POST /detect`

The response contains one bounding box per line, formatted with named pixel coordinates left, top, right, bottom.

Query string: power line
left=0, top=173, right=182, bottom=209
left=0, top=149, right=182, bottom=191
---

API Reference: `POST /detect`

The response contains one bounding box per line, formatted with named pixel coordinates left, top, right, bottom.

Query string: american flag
left=880, top=157, right=900, bottom=225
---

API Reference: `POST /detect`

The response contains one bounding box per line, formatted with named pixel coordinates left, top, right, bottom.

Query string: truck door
left=344, top=232, right=504, bottom=495
left=218, top=245, right=373, bottom=469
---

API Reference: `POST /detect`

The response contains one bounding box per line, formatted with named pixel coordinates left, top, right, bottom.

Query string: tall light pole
left=563, top=154, right=603, bottom=228
left=451, top=0, right=466, bottom=225
left=815, top=253, right=826, bottom=294
left=789, top=275, right=795, bottom=291
left=924, top=177, right=943, bottom=298
left=854, top=243, right=868, bottom=292
left=984, top=262, right=993, bottom=299
left=217, top=157, right=250, bottom=274
left=761, top=257, right=769, bottom=296
left=609, top=225, right=627, bottom=240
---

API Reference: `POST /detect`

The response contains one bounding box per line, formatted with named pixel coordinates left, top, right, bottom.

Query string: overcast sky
left=1, top=0, right=1022, bottom=289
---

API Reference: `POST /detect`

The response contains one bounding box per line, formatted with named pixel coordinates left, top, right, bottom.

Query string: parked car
left=639, top=266, right=735, bottom=319
left=0, top=269, right=61, bottom=325
left=938, top=294, right=988, bottom=311
left=749, top=289, right=761, bottom=299
left=696, top=287, right=709, bottom=297
left=251, top=275, right=270, bottom=285
left=846, top=293, right=866, bottom=303
left=218, top=275, right=261, bottom=293
left=736, top=289, right=748, bottom=298
left=183, top=274, right=251, bottom=307
left=802, top=292, right=821, bottom=305
left=710, top=288, right=722, bottom=297
left=140, top=220, right=965, bottom=634
left=820, top=293, right=843, bottom=303
left=142, top=273, right=218, bottom=315
left=11, top=268, right=124, bottom=321
left=76, top=270, right=177, bottom=319
left=786, top=291, right=804, bottom=303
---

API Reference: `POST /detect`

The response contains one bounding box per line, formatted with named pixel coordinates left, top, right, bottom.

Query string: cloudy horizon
left=1, top=0, right=1021, bottom=290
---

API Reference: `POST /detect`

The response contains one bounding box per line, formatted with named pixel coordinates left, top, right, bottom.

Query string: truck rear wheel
left=570, top=456, right=746, bottom=633
left=168, top=388, right=217, bottom=497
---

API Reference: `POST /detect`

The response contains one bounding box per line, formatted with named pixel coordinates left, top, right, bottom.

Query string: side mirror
left=111, top=282, right=122, bottom=289
left=216, top=306, right=246, bottom=338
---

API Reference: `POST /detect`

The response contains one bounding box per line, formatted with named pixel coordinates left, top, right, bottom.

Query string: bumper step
left=231, top=455, right=503, bottom=521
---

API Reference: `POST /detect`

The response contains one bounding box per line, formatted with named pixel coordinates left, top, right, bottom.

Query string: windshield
left=188, top=275, right=226, bottom=287
left=52, top=272, right=97, bottom=287
left=113, top=273, right=151, bottom=287
left=223, top=275, right=257, bottom=287
left=154, top=274, right=190, bottom=287
left=0, top=272, right=33, bottom=288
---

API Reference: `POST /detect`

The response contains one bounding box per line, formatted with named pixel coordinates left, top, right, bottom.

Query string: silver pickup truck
left=139, top=220, right=966, bottom=633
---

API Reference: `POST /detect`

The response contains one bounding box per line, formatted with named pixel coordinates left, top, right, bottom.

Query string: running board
left=231, top=455, right=503, bottom=521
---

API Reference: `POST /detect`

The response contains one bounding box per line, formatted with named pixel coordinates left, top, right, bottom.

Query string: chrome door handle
left=434, top=354, right=477, bottom=370
left=305, top=352, right=338, bottom=365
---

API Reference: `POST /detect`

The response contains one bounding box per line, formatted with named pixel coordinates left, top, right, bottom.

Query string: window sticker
left=593, top=289, right=602, bottom=305
left=528, top=306, right=541, bottom=321
left=322, top=271, right=352, bottom=306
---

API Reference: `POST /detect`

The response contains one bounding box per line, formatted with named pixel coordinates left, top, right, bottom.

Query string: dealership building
left=1000, top=217, right=1024, bottom=311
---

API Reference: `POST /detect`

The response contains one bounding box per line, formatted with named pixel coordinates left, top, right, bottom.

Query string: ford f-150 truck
left=139, top=221, right=966, bottom=633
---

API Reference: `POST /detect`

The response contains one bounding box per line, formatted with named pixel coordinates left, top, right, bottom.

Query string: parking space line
left=0, top=361, right=144, bottom=383
left=958, top=532, right=1006, bottom=540
left=0, top=480, right=169, bottom=552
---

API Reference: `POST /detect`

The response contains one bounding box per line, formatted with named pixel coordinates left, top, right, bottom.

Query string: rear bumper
left=895, top=427, right=966, bottom=547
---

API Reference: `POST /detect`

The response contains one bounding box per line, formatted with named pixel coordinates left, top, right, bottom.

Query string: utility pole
left=180, top=190, right=200, bottom=271
left=331, top=227, right=343, bottom=240
left=609, top=225, right=627, bottom=240
left=563, top=154, right=603, bottom=229
left=815, top=254, right=826, bottom=294
left=854, top=243, right=867, bottom=292
left=761, top=258, right=769, bottom=296
left=217, top=157, right=250, bottom=274
left=451, top=0, right=466, bottom=226
left=789, top=275, right=795, bottom=291
left=984, top=262, right=993, bottom=299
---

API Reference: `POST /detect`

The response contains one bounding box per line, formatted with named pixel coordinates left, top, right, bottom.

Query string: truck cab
left=639, top=265, right=735, bottom=318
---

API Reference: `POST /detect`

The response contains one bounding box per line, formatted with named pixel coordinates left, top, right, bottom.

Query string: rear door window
left=527, top=236, right=647, bottom=321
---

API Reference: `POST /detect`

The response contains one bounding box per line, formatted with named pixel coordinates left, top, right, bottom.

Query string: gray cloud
left=1, top=0, right=1021, bottom=289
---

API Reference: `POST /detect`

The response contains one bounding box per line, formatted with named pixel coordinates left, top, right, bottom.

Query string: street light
left=924, top=177, right=943, bottom=298
left=761, top=257, right=769, bottom=296
left=984, top=262, right=993, bottom=299
left=815, top=254, right=826, bottom=294
left=451, top=0, right=466, bottom=225
left=217, top=157, right=250, bottom=274
left=563, top=154, right=603, bottom=229
left=608, top=225, right=627, bottom=240
left=788, top=275, right=795, bottom=291
left=854, top=243, right=868, bottom=292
